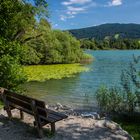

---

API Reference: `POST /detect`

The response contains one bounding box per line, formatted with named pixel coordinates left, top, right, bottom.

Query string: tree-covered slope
left=69, top=23, right=140, bottom=40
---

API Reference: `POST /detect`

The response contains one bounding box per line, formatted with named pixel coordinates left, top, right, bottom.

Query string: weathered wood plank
left=51, top=123, right=55, bottom=133
left=1, top=93, right=12, bottom=119
left=20, top=110, right=24, bottom=120
left=0, top=88, right=68, bottom=138
left=31, top=100, right=43, bottom=138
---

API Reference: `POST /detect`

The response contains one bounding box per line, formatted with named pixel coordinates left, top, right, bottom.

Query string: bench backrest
left=1, top=90, right=48, bottom=119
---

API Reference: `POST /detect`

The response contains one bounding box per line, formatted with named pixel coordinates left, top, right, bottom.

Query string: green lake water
left=24, top=50, right=140, bottom=111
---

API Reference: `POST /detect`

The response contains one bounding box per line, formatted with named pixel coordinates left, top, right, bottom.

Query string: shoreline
left=0, top=104, right=134, bottom=140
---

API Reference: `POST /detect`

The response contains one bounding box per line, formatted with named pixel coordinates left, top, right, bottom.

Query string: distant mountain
left=68, top=23, right=140, bottom=40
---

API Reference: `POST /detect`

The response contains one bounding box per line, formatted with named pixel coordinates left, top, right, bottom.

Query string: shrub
left=96, top=86, right=123, bottom=112
left=0, top=55, right=27, bottom=91
left=96, top=55, right=140, bottom=113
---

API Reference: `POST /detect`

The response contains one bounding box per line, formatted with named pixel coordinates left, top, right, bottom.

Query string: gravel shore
left=0, top=105, right=133, bottom=140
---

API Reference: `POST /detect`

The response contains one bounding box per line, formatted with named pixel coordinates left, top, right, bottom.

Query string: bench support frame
left=0, top=88, right=67, bottom=138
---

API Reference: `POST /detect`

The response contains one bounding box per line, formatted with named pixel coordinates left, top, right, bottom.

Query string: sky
left=47, top=0, right=140, bottom=30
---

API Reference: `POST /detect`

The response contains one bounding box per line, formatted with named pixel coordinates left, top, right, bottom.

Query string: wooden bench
left=0, top=88, right=68, bottom=138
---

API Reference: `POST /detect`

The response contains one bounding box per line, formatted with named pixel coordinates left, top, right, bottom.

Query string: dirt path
left=0, top=109, right=133, bottom=140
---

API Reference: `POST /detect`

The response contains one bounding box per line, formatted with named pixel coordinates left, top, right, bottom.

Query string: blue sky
left=47, top=0, right=140, bottom=30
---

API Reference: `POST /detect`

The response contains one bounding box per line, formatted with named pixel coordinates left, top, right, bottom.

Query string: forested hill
left=69, top=23, right=140, bottom=40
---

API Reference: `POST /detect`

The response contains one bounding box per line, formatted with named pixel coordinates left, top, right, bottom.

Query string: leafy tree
left=54, top=30, right=83, bottom=63
left=25, top=24, right=83, bottom=64
left=0, top=38, right=40, bottom=65
left=0, top=38, right=28, bottom=90
left=0, top=55, right=27, bottom=91
left=80, top=38, right=140, bottom=50
left=0, top=0, right=48, bottom=42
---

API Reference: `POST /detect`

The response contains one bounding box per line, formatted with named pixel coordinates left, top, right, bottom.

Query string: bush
left=0, top=55, right=27, bottom=91
left=82, top=53, right=93, bottom=60
left=96, top=86, right=123, bottom=112
left=96, top=55, right=140, bottom=113
left=0, top=38, right=41, bottom=65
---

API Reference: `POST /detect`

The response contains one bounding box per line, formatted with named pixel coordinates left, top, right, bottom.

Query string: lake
left=24, top=50, right=140, bottom=111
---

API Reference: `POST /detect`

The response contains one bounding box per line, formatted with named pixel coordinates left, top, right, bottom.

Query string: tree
left=0, top=38, right=27, bottom=90
left=0, top=0, right=48, bottom=42
left=0, top=55, right=27, bottom=91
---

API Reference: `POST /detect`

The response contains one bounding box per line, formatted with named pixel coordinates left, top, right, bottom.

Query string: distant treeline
left=69, top=23, right=140, bottom=40
left=80, top=38, right=140, bottom=50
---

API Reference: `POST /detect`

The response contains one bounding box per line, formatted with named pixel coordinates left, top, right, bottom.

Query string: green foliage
left=0, top=38, right=40, bottom=65
left=69, top=23, right=140, bottom=40
left=120, top=55, right=140, bottom=111
left=80, top=39, right=98, bottom=50
left=20, top=45, right=41, bottom=65
left=54, top=30, right=83, bottom=63
left=0, top=0, right=85, bottom=91
left=0, top=38, right=27, bottom=91
left=80, top=38, right=140, bottom=50
left=0, top=0, right=49, bottom=41
left=0, top=38, right=22, bottom=60
left=0, top=0, right=83, bottom=65
left=0, top=55, right=27, bottom=91
left=0, top=0, right=36, bottom=41
left=96, top=86, right=123, bottom=112
left=82, top=53, right=93, bottom=60
left=24, top=64, right=89, bottom=82
left=96, top=56, right=140, bottom=113
left=0, top=101, right=3, bottom=109
left=114, top=119, right=140, bottom=140
left=26, top=28, right=83, bottom=64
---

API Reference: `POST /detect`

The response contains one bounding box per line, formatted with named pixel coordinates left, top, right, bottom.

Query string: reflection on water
left=24, top=50, right=140, bottom=111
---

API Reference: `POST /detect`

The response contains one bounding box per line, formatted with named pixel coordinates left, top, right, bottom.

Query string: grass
left=114, top=119, right=140, bottom=140
left=82, top=53, right=93, bottom=60
left=24, top=64, right=89, bottom=82
left=0, top=101, right=3, bottom=109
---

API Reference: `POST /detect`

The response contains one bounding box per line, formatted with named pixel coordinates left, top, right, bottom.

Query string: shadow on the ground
left=0, top=114, right=53, bottom=140
left=0, top=114, right=132, bottom=140
left=56, top=122, right=131, bottom=140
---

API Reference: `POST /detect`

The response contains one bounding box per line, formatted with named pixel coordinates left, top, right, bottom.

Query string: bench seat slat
left=39, top=111, right=67, bottom=123
left=46, top=109, right=68, bottom=118
left=37, top=106, right=67, bottom=118
left=8, top=101, right=66, bottom=123
left=0, top=89, right=68, bottom=138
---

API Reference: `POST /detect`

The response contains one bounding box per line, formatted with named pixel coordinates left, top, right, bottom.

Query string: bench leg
left=34, top=121, right=43, bottom=138
left=36, top=125, right=43, bottom=138
left=20, top=110, right=24, bottom=120
left=31, top=100, right=43, bottom=138
left=6, top=108, right=12, bottom=119
left=51, top=123, right=55, bottom=133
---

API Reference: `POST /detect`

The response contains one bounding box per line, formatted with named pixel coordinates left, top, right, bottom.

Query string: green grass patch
left=0, top=101, right=3, bottom=109
left=114, top=119, right=140, bottom=140
left=82, top=53, right=93, bottom=60
left=24, top=64, right=89, bottom=82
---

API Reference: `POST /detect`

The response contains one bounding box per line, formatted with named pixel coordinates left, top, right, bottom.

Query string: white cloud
left=108, top=0, right=122, bottom=6
left=62, top=0, right=92, bottom=6
left=54, top=24, right=58, bottom=27
left=60, top=0, right=97, bottom=21
left=67, top=6, right=86, bottom=12
left=60, top=15, right=67, bottom=21
left=60, top=6, right=86, bottom=21
left=60, top=14, right=75, bottom=21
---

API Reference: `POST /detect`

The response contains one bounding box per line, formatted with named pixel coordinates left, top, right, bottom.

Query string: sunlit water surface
left=24, top=50, right=140, bottom=111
